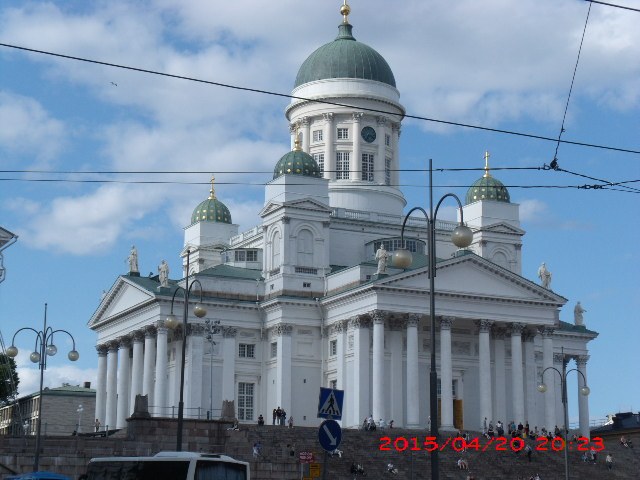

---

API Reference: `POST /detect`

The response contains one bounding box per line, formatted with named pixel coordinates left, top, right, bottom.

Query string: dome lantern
left=465, top=151, right=511, bottom=204
left=190, top=175, right=233, bottom=224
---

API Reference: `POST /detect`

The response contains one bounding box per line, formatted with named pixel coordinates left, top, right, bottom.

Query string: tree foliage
left=0, top=353, right=19, bottom=404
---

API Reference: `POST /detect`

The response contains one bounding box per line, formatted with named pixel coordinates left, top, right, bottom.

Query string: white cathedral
left=89, top=2, right=597, bottom=437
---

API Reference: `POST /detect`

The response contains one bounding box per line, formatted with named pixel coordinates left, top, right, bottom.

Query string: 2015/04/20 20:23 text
left=379, top=436, right=605, bottom=453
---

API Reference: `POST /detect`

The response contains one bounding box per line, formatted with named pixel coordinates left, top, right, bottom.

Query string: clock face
left=361, top=126, right=377, bottom=143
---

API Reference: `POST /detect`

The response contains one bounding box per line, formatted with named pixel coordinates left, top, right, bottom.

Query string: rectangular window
left=336, top=152, right=350, bottom=179
left=234, top=250, right=246, bottom=262
left=329, top=339, right=337, bottom=356
left=330, top=379, right=337, bottom=389
left=361, top=153, right=374, bottom=181
left=246, top=250, right=257, bottom=262
left=385, top=133, right=391, bottom=147
left=313, top=130, right=323, bottom=142
left=238, top=382, right=254, bottom=421
left=313, top=153, right=325, bottom=174
left=385, top=157, right=392, bottom=186
left=337, top=127, right=349, bottom=140
left=270, top=342, right=277, bottom=358
left=238, top=343, right=255, bottom=358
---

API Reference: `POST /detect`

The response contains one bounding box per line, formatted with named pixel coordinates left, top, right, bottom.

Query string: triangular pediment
left=259, top=198, right=332, bottom=217
left=379, top=254, right=565, bottom=305
left=479, top=222, right=525, bottom=235
left=89, top=276, right=157, bottom=328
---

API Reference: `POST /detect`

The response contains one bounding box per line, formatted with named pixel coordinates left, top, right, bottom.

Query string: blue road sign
left=317, top=387, right=344, bottom=420
left=318, top=419, right=342, bottom=452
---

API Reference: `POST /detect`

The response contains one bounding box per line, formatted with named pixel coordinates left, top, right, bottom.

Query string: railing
left=148, top=405, right=222, bottom=420
left=295, top=266, right=318, bottom=275
left=330, top=207, right=459, bottom=231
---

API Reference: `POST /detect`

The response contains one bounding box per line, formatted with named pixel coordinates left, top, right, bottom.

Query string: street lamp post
left=6, top=303, right=79, bottom=472
left=204, top=319, right=221, bottom=420
left=394, top=159, right=474, bottom=480
left=164, top=250, right=207, bottom=451
left=537, top=348, right=590, bottom=480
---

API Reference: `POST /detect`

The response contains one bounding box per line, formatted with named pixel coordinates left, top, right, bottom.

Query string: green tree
left=0, top=353, right=19, bottom=404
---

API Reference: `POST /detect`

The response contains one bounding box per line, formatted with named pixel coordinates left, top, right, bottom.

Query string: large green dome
left=191, top=177, right=232, bottom=224
left=273, top=147, right=322, bottom=180
left=465, top=155, right=511, bottom=204
left=294, top=23, right=396, bottom=88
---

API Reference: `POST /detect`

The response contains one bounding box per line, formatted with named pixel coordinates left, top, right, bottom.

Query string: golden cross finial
left=293, top=124, right=302, bottom=151
left=340, top=0, right=351, bottom=24
left=483, top=150, right=491, bottom=178
left=208, top=175, right=216, bottom=199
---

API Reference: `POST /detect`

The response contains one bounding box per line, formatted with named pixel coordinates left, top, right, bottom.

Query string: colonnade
left=330, top=311, right=591, bottom=437
left=95, top=321, right=238, bottom=429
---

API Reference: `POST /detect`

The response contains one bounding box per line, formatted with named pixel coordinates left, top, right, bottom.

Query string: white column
left=276, top=323, right=293, bottom=412
left=352, top=113, right=363, bottom=180
left=351, top=316, right=371, bottom=426
left=576, top=356, right=590, bottom=439
left=541, top=327, right=556, bottom=431
left=130, top=331, right=144, bottom=415
left=439, top=316, right=454, bottom=431
left=376, top=116, right=387, bottom=184
left=406, top=314, right=419, bottom=428
left=95, top=345, right=108, bottom=429
left=510, top=323, right=525, bottom=424
left=372, top=311, right=385, bottom=424
left=392, top=122, right=401, bottom=186
left=323, top=113, right=335, bottom=180
left=154, top=321, right=169, bottom=416
left=493, top=328, right=507, bottom=423
left=116, top=337, right=131, bottom=428
left=185, top=324, right=204, bottom=416
left=105, top=343, right=118, bottom=431
left=142, top=327, right=156, bottom=405
left=221, top=327, right=237, bottom=404
left=389, top=320, right=403, bottom=428
left=523, top=332, right=537, bottom=427
left=301, top=116, right=310, bottom=152
left=334, top=321, right=346, bottom=389
left=477, top=320, right=493, bottom=430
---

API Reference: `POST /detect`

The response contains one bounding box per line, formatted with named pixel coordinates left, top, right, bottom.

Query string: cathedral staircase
left=224, top=425, right=640, bottom=479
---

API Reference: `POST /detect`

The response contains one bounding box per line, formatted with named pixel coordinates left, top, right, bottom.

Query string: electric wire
left=1, top=42, right=639, bottom=156
left=584, top=0, right=640, bottom=13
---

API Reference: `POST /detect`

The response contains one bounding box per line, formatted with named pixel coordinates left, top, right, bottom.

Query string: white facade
left=89, top=7, right=597, bottom=437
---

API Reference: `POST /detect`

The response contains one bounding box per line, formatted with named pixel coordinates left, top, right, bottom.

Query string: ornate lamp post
left=76, top=404, right=84, bottom=433
left=6, top=303, right=79, bottom=471
left=164, top=250, right=207, bottom=451
left=393, top=159, right=473, bottom=480
left=537, top=347, right=590, bottom=480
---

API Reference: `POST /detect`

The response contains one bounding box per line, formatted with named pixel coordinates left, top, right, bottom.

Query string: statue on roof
left=537, top=262, right=552, bottom=289
left=375, top=243, right=389, bottom=275
left=158, top=260, right=169, bottom=288
left=128, top=245, right=139, bottom=273
left=574, top=301, right=586, bottom=326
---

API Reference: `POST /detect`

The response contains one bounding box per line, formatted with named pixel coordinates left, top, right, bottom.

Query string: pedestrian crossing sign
left=317, top=387, right=344, bottom=419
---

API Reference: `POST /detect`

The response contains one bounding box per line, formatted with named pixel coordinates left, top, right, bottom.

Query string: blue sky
left=0, top=0, right=638, bottom=425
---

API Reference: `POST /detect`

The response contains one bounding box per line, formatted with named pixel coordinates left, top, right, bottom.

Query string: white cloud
left=519, top=199, right=549, bottom=223
left=0, top=92, right=66, bottom=162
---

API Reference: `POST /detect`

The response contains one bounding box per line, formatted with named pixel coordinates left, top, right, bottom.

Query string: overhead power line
left=1, top=42, right=639, bottom=156
left=584, top=0, right=640, bottom=13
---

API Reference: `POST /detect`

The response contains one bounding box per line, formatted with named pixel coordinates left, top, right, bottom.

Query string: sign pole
left=321, top=449, right=328, bottom=480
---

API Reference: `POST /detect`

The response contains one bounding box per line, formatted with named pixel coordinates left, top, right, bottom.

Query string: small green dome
left=465, top=153, right=511, bottom=204
left=294, top=23, right=396, bottom=88
left=191, top=176, right=232, bottom=224
left=273, top=148, right=322, bottom=180
left=465, top=175, right=511, bottom=204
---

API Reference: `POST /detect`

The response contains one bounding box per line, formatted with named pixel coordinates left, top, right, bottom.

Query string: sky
left=0, top=0, right=638, bottom=426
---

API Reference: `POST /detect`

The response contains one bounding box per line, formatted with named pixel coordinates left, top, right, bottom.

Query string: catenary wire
left=1, top=42, right=639, bottom=156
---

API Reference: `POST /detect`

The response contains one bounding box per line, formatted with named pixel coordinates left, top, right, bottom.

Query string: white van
left=84, top=451, right=250, bottom=480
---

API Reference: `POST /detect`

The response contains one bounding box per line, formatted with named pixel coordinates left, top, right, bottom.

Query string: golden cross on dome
left=340, top=1, right=351, bottom=24
left=293, top=124, right=302, bottom=151
left=208, top=175, right=216, bottom=199
left=483, top=150, right=492, bottom=178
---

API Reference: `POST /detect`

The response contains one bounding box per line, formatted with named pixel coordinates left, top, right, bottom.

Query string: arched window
left=272, top=231, right=281, bottom=269
left=297, top=229, right=314, bottom=267
left=492, top=251, right=509, bottom=270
